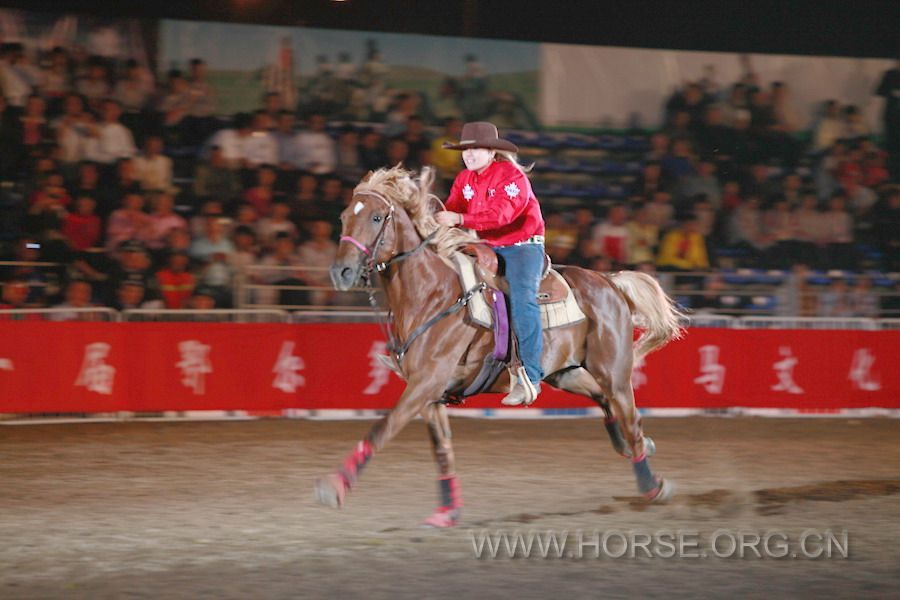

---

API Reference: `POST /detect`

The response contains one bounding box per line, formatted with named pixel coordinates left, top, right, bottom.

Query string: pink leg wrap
left=339, top=439, right=374, bottom=489
left=438, top=474, right=463, bottom=510
left=424, top=474, right=462, bottom=528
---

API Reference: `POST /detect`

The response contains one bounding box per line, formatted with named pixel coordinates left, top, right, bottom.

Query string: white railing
left=0, top=307, right=118, bottom=321
left=878, top=319, right=900, bottom=330
left=120, top=309, right=289, bottom=323
left=0, top=306, right=896, bottom=329
left=290, top=310, right=387, bottom=323
left=738, top=316, right=881, bottom=330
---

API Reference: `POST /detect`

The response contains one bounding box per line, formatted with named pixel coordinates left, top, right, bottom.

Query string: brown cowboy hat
left=442, top=121, right=518, bottom=152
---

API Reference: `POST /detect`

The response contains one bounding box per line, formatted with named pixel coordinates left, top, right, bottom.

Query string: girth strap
left=389, top=282, right=486, bottom=362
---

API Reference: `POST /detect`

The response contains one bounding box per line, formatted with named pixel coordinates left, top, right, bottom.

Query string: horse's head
left=330, top=187, right=399, bottom=290
left=330, top=167, right=426, bottom=291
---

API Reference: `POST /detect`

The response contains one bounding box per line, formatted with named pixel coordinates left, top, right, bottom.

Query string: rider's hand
left=435, top=211, right=462, bottom=227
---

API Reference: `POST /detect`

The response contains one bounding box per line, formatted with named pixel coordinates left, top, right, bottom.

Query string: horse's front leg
left=314, top=378, right=446, bottom=509
left=420, top=401, right=462, bottom=528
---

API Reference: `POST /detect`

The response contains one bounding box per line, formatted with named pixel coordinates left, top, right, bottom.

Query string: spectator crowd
left=0, top=40, right=898, bottom=318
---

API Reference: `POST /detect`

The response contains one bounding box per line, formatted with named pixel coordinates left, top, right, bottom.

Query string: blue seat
left=596, top=135, right=625, bottom=150
left=563, top=134, right=594, bottom=149
left=623, top=136, right=650, bottom=152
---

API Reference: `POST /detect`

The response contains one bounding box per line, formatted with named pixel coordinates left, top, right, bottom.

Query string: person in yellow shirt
left=656, top=216, right=710, bottom=271
left=430, top=117, right=464, bottom=187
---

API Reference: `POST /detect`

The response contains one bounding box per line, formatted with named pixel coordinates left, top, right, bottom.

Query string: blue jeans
left=495, top=243, right=544, bottom=385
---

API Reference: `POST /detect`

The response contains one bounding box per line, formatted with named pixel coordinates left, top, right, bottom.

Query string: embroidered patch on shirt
left=462, top=183, right=475, bottom=201
left=488, top=188, right=495, bottom=197
left=504, top=182, right=520, bottom=198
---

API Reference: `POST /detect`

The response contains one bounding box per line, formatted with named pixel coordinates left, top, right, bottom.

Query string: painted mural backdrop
left=159, top=19, right=540, bottom=128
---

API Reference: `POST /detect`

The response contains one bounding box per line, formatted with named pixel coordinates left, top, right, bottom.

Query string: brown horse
left=319, top=166, right=684, bottom=527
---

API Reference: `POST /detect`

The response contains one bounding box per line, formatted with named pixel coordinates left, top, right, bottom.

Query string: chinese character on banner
left=364, top=341, right=391, bottom=395
left=631, top=355, right=647, bottom=390
left=771, top=346, right=804, bottom=394
left=74, top=342, right=115, bottom=395
left=272, top=341, right=305, bottom=393
left=848, top=348, right=881, bottom=391
left=693, top=344, right=726, bottom=394
left=176, top=340, right=212, bottom=395
left=0, top=358, right=13, bottom=371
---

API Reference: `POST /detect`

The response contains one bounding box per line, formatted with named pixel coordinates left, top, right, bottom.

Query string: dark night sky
left=0, top=0, right=898, bottom=58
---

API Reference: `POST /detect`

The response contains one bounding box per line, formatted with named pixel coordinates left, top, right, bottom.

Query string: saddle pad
left=454, top=253, right=493, bottom=328
left=539, top=270, right=587, bottom=330
left=453, top=254, right=586, bottom=331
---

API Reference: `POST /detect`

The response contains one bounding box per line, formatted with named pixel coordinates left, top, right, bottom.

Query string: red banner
left=0, top=323, right=897, bottom=413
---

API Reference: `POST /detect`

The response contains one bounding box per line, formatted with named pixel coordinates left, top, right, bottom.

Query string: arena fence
left=0, top=312, right=897, bottom=423
left=1, top=307, right=898, bottom=329
left=234, top=267, right=900, bottom=318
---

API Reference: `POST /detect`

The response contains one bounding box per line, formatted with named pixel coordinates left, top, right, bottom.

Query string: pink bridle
left=339, top=234, right=372, bottom=256
left=339, top=190, right=395, bottom=260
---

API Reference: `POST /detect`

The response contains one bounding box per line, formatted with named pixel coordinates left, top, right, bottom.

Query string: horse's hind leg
left=314, top=380, right=444, bottom=509
left=420, top=402, right=462, bottom=527
left=547, top=367, right=630, bottom=458
left=584, top=329, right=672, bottom=502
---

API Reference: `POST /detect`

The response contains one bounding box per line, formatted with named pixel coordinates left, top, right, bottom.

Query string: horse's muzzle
left=330, top=262, right=361, bottom=291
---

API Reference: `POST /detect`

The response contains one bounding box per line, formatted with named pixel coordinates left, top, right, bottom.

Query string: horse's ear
left=362, top=170, right=374, bottom=182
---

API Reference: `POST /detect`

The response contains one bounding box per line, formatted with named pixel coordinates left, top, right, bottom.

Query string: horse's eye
left=372, top=215, right=382, bottom=223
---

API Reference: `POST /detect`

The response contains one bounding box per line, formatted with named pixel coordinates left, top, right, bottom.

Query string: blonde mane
left=354, top=165, right=477, bottom=258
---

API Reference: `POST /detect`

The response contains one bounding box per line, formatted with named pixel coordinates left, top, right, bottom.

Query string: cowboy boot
left=501, top=365, right=539, bottom=406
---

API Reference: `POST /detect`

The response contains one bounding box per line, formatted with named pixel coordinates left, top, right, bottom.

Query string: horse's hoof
left=646, top=478, right=674, bottom=503
left=314, top=474, right=346, bottom=508
left=422, top=508, right=460, bottom=528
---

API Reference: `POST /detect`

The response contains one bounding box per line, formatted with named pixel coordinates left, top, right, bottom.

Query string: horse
left=317, top=165, right=684, bottom=527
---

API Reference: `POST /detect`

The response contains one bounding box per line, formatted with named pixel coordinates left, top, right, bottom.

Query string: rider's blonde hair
left=494, top=150, right=534, bottom=173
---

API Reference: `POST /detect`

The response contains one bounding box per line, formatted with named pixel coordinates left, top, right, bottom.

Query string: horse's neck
left=381, top=223, right=456, bottom=334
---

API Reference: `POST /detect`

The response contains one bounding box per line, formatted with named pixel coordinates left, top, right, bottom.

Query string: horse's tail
left=609, top=271, right=686, bottom=361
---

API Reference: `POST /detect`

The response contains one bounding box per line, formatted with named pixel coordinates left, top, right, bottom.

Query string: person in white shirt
left=90, top=99, right=136, bottom=165
left=0, top=44, right=39, bottom=107
left=114, top=59, right=153, bottom=114
left=294, top=112, right=336, bottom=174
left=134, top=135, right=173, bottom=192
left=813, top=100, right=844, bottom=152
left=256, top=201, right=298, bottom=251
left=204, top=112, right=254, bottom=169
left=53, top=93, right=93, bottom=169
left=242, top=111, right=279, bottom=168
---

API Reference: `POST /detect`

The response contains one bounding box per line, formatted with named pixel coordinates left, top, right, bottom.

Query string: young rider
left=435, top=122, right=546, bottom=406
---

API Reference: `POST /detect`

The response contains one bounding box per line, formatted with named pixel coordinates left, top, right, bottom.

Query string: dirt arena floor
left=1, top=416, right=898, bottom=599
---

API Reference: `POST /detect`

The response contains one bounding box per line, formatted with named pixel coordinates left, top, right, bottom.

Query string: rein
left=386, top=281, right=485, bottom=363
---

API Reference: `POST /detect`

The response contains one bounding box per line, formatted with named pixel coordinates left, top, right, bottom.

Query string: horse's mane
left=355, top=165, right=477, bottom=258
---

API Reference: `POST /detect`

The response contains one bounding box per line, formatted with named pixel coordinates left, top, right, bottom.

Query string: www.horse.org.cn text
left=470, top=529, right=849, bottom=560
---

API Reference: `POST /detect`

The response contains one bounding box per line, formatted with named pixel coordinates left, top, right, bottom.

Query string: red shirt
left=157, top=270, right=195, bottom=309
left=244, top=187, right=273, bottom=217
left=445, top=160, right=544, bottom=247
left=62, top=213, right=102, bottom=250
